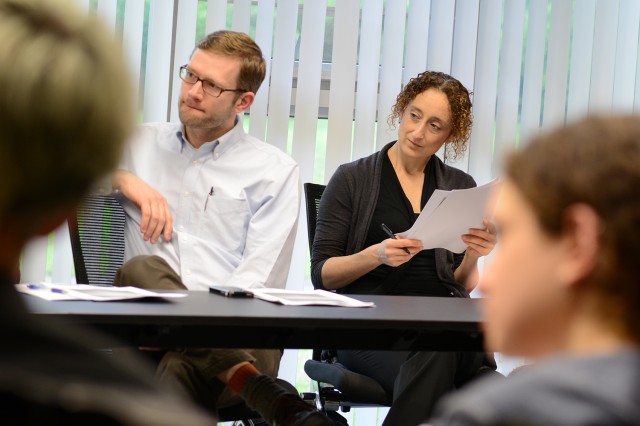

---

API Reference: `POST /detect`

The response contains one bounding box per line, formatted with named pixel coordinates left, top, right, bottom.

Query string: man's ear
left=557, top=203, right=602, bottom=289
left=235, top=92, right=255, bottom=113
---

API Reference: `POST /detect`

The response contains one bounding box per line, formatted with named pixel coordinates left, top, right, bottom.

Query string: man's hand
left=113, top=170, right=173, bottom=243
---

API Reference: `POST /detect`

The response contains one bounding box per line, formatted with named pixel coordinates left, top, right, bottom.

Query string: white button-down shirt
left=117, top=118, right=300, bottom=291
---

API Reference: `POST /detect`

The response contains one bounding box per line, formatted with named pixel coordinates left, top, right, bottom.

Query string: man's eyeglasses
left=179, top=66, right=246, bottom=98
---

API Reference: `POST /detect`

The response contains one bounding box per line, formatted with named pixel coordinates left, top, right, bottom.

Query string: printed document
left=399, top=180, right=499, bottom=253
left=16, top=283, right=187, bottom=301
left=250, top=289, right=375, bottom=308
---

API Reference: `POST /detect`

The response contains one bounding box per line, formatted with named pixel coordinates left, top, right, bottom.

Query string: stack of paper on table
left=15, top=283, right=187, bottom=302
left=399, top=179, right=499, bottom=253
left=250, top=289, right=375, bottom=308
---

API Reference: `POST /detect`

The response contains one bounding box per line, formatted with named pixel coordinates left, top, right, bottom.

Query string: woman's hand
left=461, top=219, right=497, bottom=259
left=373, top=238, right=423, bottom=267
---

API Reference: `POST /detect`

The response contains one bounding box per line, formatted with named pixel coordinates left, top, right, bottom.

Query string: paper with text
left=399, top=180, right=499, bottom=253
left=250, top=289, right=375, bottom=308
left=16, top=283, right=187, bottom=301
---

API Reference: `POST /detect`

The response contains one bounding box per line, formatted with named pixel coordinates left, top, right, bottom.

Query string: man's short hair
left=0, top=0, right=133, bottom=226
left=507, top=115, right=640, bottom=342
left=196, top=30, right=266, bottom=95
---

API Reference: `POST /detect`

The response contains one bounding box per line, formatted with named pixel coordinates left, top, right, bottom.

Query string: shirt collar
left=175, top=115, right=244, bottom=159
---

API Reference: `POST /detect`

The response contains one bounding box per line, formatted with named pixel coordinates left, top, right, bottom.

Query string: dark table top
left=23, top=291, right=485, bottom=351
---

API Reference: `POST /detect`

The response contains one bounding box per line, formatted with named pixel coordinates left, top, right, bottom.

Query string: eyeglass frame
left=178, top=65, right=247, bottom=98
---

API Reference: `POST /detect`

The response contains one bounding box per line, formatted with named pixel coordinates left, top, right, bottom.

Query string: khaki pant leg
left=114, top=255, right=284, bottom=411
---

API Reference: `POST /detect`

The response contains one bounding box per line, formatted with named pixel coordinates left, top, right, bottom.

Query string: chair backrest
left=68, top=194, right=126, bottom=285
left=303, top=182, right=326, bottom=254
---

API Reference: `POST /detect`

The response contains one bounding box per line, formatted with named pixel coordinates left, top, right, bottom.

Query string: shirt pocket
left=198, top=195, right=250, bottom=254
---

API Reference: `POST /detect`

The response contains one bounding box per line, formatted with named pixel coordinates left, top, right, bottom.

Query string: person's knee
left=114, top=255, right=156, bottom=286
left=157, top=351, right=192, bottom=377
left=115, top=255, right=184, bottom=289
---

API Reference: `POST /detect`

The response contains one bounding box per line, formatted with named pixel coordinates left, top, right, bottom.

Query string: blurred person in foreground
left=0, top=0, right=213, bottom=423
left=429, top=115, right=640, bottom=425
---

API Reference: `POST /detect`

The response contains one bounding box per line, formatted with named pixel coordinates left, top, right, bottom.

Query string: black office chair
left=68, top=194, right=299, bottom=425
left=302, top=183, right=392, bottom=415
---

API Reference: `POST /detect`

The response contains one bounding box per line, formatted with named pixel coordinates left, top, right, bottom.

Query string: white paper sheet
left=250, top=288, right=375, bottom=308
left=16, top=283, right=187, bottom=301
left=399, top=180, right=499, bottom=253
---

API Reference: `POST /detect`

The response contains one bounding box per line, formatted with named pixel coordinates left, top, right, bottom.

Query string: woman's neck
left=389, top=143, right=430, bottom=176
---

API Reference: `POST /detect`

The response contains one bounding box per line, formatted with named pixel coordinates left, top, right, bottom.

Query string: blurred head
left=389, top=71, right=473, bottom=161
left=195, top=30, right=265, bottom=95
left=0, top=0, right=133, bottom=235
left=480, top=116, right=640, bottom=357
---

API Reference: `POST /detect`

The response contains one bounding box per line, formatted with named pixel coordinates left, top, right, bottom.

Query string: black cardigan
left=310, top=141, right=476, bottom=298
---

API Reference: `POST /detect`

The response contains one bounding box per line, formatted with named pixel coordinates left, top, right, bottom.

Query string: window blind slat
left=248, top=0, right=276, bottom=140
left=519, top=0, right=548, bottom=144
left=541, top=0, right=572, bottom=130
left=403, top=0, right=430, bottom=85
left=352, top=0, right=384, bottom=161
left=52, top=222, right=74, bottom=283
left=565, top=0, right=596, bottom=122
left=429, top=0, right=456, bottom=162
left=123, top=0, right=146, bottom=109
left=96, top=0, right=117, bottom=33
left=493, top=0, right=525, bottom=178
left=375, top=1, right=407, bottom=151
left=635, top=20, right=640, bottom=113
left=169, top=0, right=199, bottom=124
left=232, top=0, right=252, bottom=34
left=324, top=0, right=360, bottom=181
left=265, top=0, right=298, bottom=152
left=467, top=0, right=502, bottom=186
left=74, top=0, right=90, bottom=13
left=143, top=0, right=176, bottom=122
left=612, top=0, right=640, bottom=111
left=206, top=0, right=228, bottom=33
left=21, top=237, right=48, bottom=283
left=291, top=0, right=327, bottom=184
left=588, top=0, right=619, bottom=114
left=427, top=0, right=455, bottom=74
left=287, top=2, right=328, bottom=296
left=448, top=0, right=480, bottom=172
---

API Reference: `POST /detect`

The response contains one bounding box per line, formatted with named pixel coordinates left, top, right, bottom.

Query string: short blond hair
left=196, top=30, right=266, bottom=94
left=0, top=0, right=133, bottom=225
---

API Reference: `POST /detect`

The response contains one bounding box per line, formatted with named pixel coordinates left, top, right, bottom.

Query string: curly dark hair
left=388, top=71, right=473, bottom=161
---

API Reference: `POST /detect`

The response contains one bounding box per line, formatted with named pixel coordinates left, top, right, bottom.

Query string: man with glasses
left=111, top=31, right=329, bottom=425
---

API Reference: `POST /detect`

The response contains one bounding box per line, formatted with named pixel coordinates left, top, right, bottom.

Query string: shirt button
left=214, top=153, right=220, bottom=159
left=192, top=160, right=198, bottom=165
left=179, top=225, right=184, bottom=231
left=183, top=236, right=188, bottom=242
left=186, top=270, right=192, bottom=275
left=184, top=191, right=190, bottom=197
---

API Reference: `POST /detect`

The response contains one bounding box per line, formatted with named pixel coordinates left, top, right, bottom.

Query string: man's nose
left=187, top=80, right=204, bottom=99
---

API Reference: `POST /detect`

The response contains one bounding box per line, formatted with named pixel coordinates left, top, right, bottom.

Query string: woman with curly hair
left=310, top=71, right=498, bottom=425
